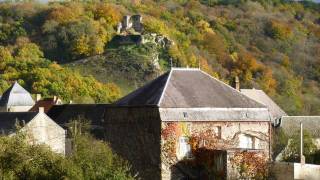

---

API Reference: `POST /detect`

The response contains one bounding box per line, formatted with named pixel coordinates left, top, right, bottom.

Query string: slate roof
left=115, top=68, right=266, bottom=108
left=0, top=82, right=35, bottom=107
left=47, top=104, right=109, bottom=126
left=280, top=116, right=320, bottom=137
left=241, top=89, right=287, bottom=119
left=29, top=98, right=59, bottom=113
left=0, top=112, right=37, bottom=132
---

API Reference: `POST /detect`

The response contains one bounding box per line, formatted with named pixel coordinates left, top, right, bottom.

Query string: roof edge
left=170, top=67, right=200, bottom=71
left=159, top=107, right=269, bottom=110
left=157, top=69, right=173, bottom=107
left=200, top=70, right=267, bottom=108
left=281, top=116, right=320, bottom=118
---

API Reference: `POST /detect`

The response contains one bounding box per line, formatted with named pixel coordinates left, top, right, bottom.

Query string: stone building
left=0, top=107, right=66, bottom=155
left=240, top=88, right=287, bottom=122
left=0, top=82, right=35, bottom=112
left=104, top=68, right=272, bottom=179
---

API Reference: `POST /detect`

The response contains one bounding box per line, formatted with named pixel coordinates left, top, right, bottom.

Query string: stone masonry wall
left=161, top=121, right=270, bottom=180
left=23, top=113, right=66, bottom=155
left=104, top=107, right=162, bottom=180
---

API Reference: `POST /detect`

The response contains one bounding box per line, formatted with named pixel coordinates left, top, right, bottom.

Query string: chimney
left=300, top=122, right=305, bottom=165
left=39, top=107, right=44, bottom=113
left=235, top=76, right=240, bottom=91
left=36, top=94, right=41, bottom=102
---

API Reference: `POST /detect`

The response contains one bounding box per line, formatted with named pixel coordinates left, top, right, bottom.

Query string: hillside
left=67, top=42, right=167, bottom=94
left=0, top=1, right=319, bottom=115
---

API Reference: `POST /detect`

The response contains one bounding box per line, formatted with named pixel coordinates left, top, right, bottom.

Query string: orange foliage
left=231, top=151, right=268, bottom=179
left=267, top=20, right=293, bottom=40
left=202, top=32, right=229, bottom=63
left=199, top=56, right=218, bottom=78
left=48, top=3, right=83, bottom=23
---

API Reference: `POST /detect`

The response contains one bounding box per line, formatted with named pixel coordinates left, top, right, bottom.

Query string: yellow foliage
left=178, top=122, right=190, bottom=137
left=73, top=35, right=90, bottom=56
left=257, top=67, right=277, bottom=95
left=94, top=4, right=121, bottom=26
left=143, top=16, right=168, bottom=35
left=196, top=20, right=215, bottom=34
left=281, top=55, right=290, bottom=68
left=188, top=53, right=198, bottom=67
left=0, top=46, right=13, bottom=62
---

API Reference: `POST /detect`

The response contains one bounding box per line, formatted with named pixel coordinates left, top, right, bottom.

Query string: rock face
left=116, top=15, right=173, bottom=48
left=142, top=33, right=174, bottom=48
left=113, top=15, right=173, bottom=73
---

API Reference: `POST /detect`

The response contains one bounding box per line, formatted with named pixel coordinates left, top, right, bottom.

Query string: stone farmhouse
left=1, top=69, right=319, bottom=179
left=0, top=107, right=66, bottom=155
left=104, top=68, right=272, bottom=179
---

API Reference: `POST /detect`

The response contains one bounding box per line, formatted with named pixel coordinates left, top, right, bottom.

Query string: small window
left=238, top=134, right=254, bottom=149
left=217, top=126, right=222, bottom=139
left=177, top=136, right=192, bottom=159
left=183, top=112, right=188, bottom=118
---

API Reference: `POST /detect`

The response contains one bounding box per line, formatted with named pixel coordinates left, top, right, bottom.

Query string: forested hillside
left=0, top=0, right=319, bottom=115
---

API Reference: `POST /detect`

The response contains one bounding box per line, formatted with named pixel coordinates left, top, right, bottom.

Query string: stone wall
left=161, top=121, right=271, bottom=179
left=270, top=162, right=320, bottom=180
left=104, top=107, right=162, bottom=180
left=23, top=112, right=66, bottom=155
left=294, top=163, right=320, bottom=180
left=269, top=162, right=294, bottom=180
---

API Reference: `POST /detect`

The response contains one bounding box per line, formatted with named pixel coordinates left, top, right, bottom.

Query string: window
left=183, top=112, right=188, bottom=118
left=238, top=134, right=254, bottom=149
left=217, top=126, right=222, bottom=139
left=177, top=136, right=192, bottom=160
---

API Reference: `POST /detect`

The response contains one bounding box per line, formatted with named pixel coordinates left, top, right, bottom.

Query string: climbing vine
left=230, top=151, right=268, bottom=180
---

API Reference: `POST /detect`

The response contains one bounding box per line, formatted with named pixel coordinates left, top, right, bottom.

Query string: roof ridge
left=157, top=69, right=173, bottom=106
left=171, top=67, right=200, bottom=71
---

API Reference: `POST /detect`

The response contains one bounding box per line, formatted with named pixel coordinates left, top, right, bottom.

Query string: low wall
left=294, top=163, right=320, bottom=180
left=269, top=162, right=294, bottom=180
left=270, top=162, right=320, bottom=180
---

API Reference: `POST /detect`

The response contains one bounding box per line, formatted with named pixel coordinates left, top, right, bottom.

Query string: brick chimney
left=235, top=76, right=240, bottom=91
left=39, top=107, right=44, bottom=113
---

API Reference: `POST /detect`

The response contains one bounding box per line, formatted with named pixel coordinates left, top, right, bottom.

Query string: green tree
left=0, top=130, right=134, bottom=179
left=282, top=129, right=317, bottom=163
left=0, top=134, right=82, bottom=179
